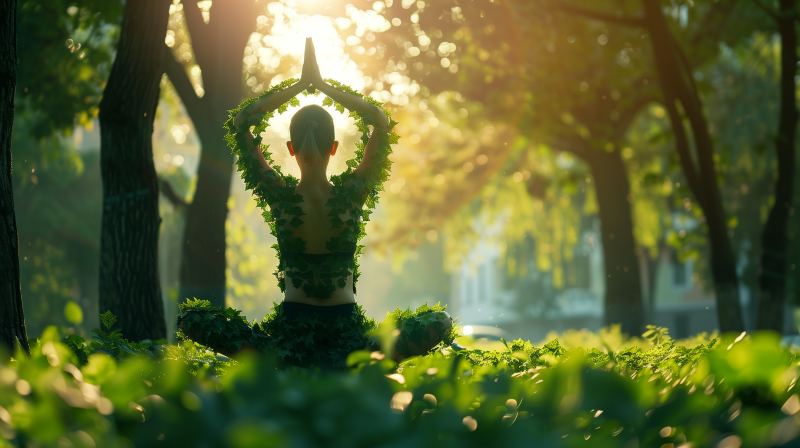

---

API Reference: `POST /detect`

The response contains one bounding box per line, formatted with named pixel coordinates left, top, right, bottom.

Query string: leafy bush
left=1, top=319, right=799, bottom=447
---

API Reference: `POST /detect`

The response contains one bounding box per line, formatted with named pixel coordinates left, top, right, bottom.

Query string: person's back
left=291, top=182, right=337, bottom=253
left=281, top=175, right=356, bottom=305
left=243, top=98, right=369, bottom=305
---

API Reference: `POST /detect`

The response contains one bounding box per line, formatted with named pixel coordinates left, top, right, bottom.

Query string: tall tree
left=564, top=130, right=649, bottom=334
left=558, top=0, right=747, bottom=332
left=645, top=0, right=744, bottom=332
left=98, top=0, right=170, bottom=341
left=0, top=0, right=31, bottom=354
left=753, top=0, right=798, bottom=331
left=513, top=2, right=661, bottom=334
left=162, top=0, right=258, bottom=309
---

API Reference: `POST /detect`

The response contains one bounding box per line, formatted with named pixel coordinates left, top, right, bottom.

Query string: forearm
left=239, top=124, right=282, bottom=185
left=250, top=146, right=271, bottom=173
left=235, top=81, right=307, bottom=128
left=317, top=82, right=389, bottom=130
left=249, top=145, right=284, bottom=185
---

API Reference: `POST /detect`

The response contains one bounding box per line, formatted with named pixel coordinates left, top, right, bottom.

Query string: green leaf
left=64, top=300, right=83, bottom=325
left=100, top=310, right=117, bottom=331
left=82, top=353, right=117, bottom=385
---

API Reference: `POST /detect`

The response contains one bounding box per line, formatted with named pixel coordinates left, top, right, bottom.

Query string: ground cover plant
left=0, top=305, right=798, bottom=448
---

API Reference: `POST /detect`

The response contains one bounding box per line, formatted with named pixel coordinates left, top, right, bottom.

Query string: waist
left=280, top=302, right=358, bottom=320
left=283, top=276, right=355, bottom=305
left=281, top=249, right=356, bottom=263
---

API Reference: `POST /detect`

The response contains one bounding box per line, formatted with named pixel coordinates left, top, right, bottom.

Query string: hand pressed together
left=299, top=37, right=325, bottom=90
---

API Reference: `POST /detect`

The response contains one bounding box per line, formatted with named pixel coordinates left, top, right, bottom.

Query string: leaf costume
left=177, top=299, right=458, bottom=370
left=196, top=79, right=455, bottom=369
left=223, top=79, right=398, bottom=299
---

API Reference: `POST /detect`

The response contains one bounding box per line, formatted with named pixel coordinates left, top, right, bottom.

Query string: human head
left=287, top=105, right=338, bottom=166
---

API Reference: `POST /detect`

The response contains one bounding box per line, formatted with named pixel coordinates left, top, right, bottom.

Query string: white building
left=447, top=215, right=771, bottom=341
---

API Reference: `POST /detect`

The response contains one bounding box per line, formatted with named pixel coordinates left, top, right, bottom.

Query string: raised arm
left=318, top=82, right=389, bottom=179
left=235, top=81, right=306, bottom=185
left=305, top=39, right=390, bottom=178
left=234, top=40, right=317, bottom=184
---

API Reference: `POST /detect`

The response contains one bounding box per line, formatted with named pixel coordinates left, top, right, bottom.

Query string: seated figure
left=177, top=39, right=455, bottom=369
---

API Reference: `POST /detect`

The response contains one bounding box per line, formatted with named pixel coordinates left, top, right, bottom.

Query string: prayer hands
left=299, top=37, right=324, bottom=90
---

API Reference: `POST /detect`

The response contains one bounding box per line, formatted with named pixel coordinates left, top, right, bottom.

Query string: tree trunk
left=643, top=237, right=665, bottom=323
left=0, top=0, right=30, bottom=355
left=163, top=1, right=257, bottom=309
left=179, top=126, right=234, bottom=308
left=98, top=0, right=170, bottom=341
left=585, top=148, right=644, bottom=335
left=757, top=0, right=797, bottom=332
left=643, top=0, right=744, bottom=332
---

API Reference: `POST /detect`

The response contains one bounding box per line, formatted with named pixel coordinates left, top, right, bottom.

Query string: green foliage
left=59, top=311, right=162, bottom=365
left=254, top=302, right=376, bottom=369
left=15, top=136, right=102, bottom=335
left=17, top=0, right=123, bottom=138
left=99, top=310, right=117, bottom=331
left=386, top=303, right=459, bottom=358
left=223, top=78, right=399, bottom=298
left=176, top=300, right=459, bottom=369
left=3, top=324, right=800, bottom=447
left=176, top=299, right=261, bottom=356
left=643, top=325, right=672, bottom=346
left=62, top=334, right=89, bottom=366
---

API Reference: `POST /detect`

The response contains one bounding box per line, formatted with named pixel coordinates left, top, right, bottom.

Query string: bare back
left=280, top=181, right=356, bottom=305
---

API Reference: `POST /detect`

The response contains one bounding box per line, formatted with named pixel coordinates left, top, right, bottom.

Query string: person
left=178, top=38, right=454, bottom=369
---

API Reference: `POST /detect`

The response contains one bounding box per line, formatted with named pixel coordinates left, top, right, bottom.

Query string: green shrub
left=0, top=320, right=798, bottom=447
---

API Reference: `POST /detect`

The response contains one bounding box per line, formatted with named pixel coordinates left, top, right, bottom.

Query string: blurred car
left=456, top=325, right=516, bottom=351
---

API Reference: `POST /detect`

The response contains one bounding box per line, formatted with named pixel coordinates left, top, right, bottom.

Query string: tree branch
left=159, top=177, right=189, bottom=208
left=556, top=2, right=647, bottom=27
left=752, top=0, right=781, bottom=21
left=182, top=1, right=208, bottom=63
left=670, top=39, right=708, bottom=115
left=162, top=46, right=207, bottom=129
left=663, top=96, right=707, bottom=210
left=688, top=0, right=739, bottom=55
left=548, top=133, right=595, bottom=162
left=218, top=0, right=260, bottom=54
left=616, top=92, right=659, bottom=138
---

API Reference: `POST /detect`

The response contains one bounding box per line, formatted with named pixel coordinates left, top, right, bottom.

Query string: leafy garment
left=223, top=79, right=399, bottom=299
left=176, top=299, right=457, bottom=370
left=214, top=82, right=455, bottom=367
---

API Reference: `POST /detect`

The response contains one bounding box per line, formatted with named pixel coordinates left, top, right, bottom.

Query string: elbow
left=234, top=111, right=246, bottom=127
left=373, top=110, right=389, bottom=130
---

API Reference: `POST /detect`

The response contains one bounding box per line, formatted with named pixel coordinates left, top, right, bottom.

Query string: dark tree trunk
left=557, top=94, right=653, bottom=336
left=585, top=149, right=644, bottom=335
left=0, top=0, right=30, bottom=355
left=643, top=0, right=744, bottom=332
left=178, top=126, right=233, bottom=307
left=163, top=1, right=257, bottom=309
left=643, top=238, right=665, bottom=322
left=757, top=0, right=797, bottom=332
left=98, top=0, right=170, bottom=341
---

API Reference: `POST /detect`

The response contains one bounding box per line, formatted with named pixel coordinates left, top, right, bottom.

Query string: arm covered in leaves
left=233, top=81, right=309, bottom=186
left=320, top=81, right=389, bottom=179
